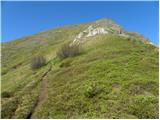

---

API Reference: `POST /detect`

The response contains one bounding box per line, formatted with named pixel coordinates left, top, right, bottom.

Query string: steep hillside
left=1, top=19, right=159, bottom=119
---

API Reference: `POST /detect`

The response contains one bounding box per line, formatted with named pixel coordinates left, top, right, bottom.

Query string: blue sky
left=1, top=1, right=159, bottom=44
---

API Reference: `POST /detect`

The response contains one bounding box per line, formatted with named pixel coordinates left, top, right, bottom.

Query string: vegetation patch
left=84, top=82, right=103, bottom=98
left=30, top=55, right=46, bottom=69
left=1, top=91, right=14, bottom=98
left=57, top=42, right=82, bottom=59
left=122, top=80, right=158, bottom=96
left=128, top=95, right=158, bottom=119
left=13, top=93, right=39, bottom=119
left=59, top=59, right=72, bottom=68
left=1, top=97, right=19, bottom=118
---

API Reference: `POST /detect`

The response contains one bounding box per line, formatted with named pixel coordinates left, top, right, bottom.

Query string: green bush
left=30, top=55, right=46, bottom=69
left=84, top=83, right=102, bottom=98
left=57, top=43, right=81, bottom=59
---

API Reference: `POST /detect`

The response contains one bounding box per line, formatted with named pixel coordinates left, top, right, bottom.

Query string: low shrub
left=59, top=59, right=72, bottom=68
left=30, top=55, right=46, bottom=69
left=56, top=43, right=81, bottom=59
left=1, top=91, right=13, bottom=98
left=84, top=83, right=102, bottom=98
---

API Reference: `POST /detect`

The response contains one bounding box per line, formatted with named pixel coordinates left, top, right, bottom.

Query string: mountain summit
left=1, top=18, right=158, bottom=119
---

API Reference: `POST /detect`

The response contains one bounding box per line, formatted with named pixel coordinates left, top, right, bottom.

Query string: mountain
left=1, top=19, right=159, bottom=119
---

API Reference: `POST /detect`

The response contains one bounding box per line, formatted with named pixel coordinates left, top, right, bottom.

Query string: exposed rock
left=73, top=25, right=108, bottom=43
left=72, top=19, right=156, bottom=48
left=73, top=19, right=126, bottom=44
left=86, top=26, right=108, bottom=37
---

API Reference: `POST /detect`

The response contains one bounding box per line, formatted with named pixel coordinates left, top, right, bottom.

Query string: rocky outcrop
left=73, top=25, right=108, bottom=43
left=73, top=19, right=126, bottom=44
left=72, top=19, right=156, bottom=47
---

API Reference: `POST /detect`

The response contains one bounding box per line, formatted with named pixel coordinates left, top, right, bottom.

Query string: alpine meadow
left=1, top=18, right=159, bottom=119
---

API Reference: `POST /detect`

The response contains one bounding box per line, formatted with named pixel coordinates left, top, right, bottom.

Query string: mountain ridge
left=2, top=18, right=157, bottom=46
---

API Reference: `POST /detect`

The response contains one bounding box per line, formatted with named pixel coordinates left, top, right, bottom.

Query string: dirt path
left=27, top=65, right=52, bottom=119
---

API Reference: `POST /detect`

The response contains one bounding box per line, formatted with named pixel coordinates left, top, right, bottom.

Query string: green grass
left=1, top=22, right=159, bottom=119
left=35, top=35, right=158, bottom=119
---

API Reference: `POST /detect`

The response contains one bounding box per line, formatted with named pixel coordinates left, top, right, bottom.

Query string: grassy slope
left=1, top=23, right=159, bottom=119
